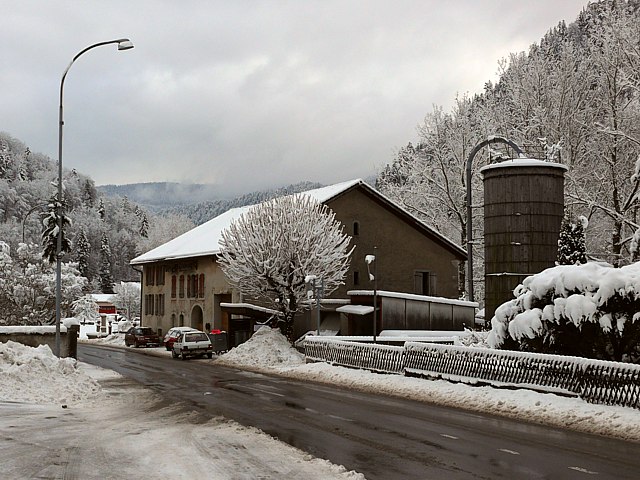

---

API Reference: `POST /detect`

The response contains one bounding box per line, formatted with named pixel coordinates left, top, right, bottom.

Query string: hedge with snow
left=488, top=262, right=640, bottom=362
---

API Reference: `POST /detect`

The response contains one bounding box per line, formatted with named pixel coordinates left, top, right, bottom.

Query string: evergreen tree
left=41, top=186, right=72, bottom=264
left=557, top=216, right=588, bottom=265
left=76, top=227, right=91, bottom=279
left=139, top=212, right=149, bottom=238
left=97, top=198, right=105, bottom=220
left=99, top=232, right=114, bottom=294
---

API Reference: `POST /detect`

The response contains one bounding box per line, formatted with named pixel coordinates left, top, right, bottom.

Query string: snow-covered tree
left=0, top=242, right=86, bottom=325
left=75, top=227, right=90, bottom=280
left=112, top=282, right=141, bottom=320
left=218, top=195, right=353, bottom=340
left=97, top=198, right=105, bottom=220
left=72, top=294, right=100, bottom=324
left=41, top=185, right=72, bottom=263
left=557, top=216, right=588, bottom=265
left=139, top=212, right=149, bottom=238
left=99, top=233, right=114, bottom=294
left=488, top=261, right=640, bottom=362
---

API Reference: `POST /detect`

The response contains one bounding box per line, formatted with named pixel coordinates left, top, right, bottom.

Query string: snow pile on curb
left=0, top=340, right=102, bottom=404
left=216, top=326, right=304, bottom=370
left=80, top=333, right=126, bottom=346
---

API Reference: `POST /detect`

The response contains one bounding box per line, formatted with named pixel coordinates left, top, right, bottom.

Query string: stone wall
left=0, top=325, right=79, bottom=358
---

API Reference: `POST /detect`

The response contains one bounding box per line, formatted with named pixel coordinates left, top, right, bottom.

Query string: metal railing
left=304, top=337, right=640, bottom=409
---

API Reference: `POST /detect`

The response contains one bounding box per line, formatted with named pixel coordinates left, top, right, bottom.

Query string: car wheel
left=207, top=352, right=213, bottom=359
left=181, top=353, right=187, bottom=360
left=134, top=340, right=139, bottom=348
left=171, top=350, right=178, bottom=359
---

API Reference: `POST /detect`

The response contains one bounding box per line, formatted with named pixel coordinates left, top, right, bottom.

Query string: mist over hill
left=98, top=180, right=325, bottom=225
left=97, top=182, right=225, bottom=209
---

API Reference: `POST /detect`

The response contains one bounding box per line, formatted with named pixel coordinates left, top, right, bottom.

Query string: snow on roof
left=131, top=179, right=362, bottom=264
left=347, top=290, right=478, bottom=307
left=91, top=294, right=115, bottom=303
left=479, top=158, right=568, bottom=173
left=336, top=305, right=375, bottom=315
left=130, top=178, right=466, bottom=264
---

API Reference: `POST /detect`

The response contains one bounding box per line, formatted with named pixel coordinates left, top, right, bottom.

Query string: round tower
left=480, top=159, right=567, bottom=322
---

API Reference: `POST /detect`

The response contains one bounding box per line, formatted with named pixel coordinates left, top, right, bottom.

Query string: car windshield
left=185, top=333, right=208, bottom=342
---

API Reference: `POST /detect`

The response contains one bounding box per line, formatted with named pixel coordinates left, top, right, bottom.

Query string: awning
left=220, top=302, right=281, bottom=321
left=336, top=304, right=374, bottom=315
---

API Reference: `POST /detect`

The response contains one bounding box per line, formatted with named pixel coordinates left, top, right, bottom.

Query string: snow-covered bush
left=488, top=262, right=640, bottom=362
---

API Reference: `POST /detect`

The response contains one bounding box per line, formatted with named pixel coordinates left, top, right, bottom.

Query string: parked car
left=172, top=330, right=214, bottom=359
left=163, top=326, right=197, bottom=351
left=124, top=327, right=160, bottom=348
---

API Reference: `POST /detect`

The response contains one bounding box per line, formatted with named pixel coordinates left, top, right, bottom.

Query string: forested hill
left=162, top=181, right=323, bottom=225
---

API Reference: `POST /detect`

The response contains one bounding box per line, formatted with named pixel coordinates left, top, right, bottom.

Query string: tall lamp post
left=55, top=38, right=134, bottom=357
left=365, top=247, right=377, bottom=343
left=465, top=136, right=523, bottom=303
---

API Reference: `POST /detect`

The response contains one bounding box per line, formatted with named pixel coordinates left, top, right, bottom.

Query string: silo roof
left=479, top=158, right=568, bottom=173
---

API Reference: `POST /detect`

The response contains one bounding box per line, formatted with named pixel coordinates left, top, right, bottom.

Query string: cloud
left=2, top=0, right=588, bottom=196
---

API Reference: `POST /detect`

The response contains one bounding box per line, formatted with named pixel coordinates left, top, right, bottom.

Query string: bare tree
left=218, top=195, right=353, bottom=340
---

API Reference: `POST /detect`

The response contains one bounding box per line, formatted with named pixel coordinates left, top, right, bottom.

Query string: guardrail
left=304, top=337, right=640, bottom=409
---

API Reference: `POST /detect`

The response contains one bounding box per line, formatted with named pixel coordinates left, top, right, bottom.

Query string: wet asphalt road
left=78, top=344, right=640, bottom=479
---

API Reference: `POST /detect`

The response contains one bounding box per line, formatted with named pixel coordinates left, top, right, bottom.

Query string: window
left=187, top=275, right=191, bottom=298
left=414, top=271, right=436, bottom=296
left=353, top=221, right=360, bottom=236
left=171, top=275, right=177, bottom=298
left=155, top=265, right=165, bottom=286
left=353, top=271, right=360, bottom=285
left=199, top=274, right=205, bottom=298
left=146, top=265, right=155, bottom=286
left=179, top=275, right=185, bottom=298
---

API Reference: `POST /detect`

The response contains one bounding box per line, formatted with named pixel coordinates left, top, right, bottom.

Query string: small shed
left=339, top=290, right=478, bottom=335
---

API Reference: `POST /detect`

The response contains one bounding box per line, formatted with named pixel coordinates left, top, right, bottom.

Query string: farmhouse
left=130, top=179, right=467, bottom=344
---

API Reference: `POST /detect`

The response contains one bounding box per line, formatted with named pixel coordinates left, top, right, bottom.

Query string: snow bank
left=216, top=326, right=304, bottom=370
left=0, top=340, right=101, bottom=404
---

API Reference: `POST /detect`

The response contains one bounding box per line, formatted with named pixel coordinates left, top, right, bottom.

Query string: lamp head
left=117, top=39, right=134, bottom=51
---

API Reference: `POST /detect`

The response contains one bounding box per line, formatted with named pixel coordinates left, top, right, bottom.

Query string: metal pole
left=465, top=137, right=523, bottom=304
left=55, top=38, right=133, bottom=357
left=372, top=246, right=377, bottom=344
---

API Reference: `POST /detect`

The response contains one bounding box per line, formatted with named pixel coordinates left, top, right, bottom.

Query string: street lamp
left=365, top=247, right=377, bottom=343
left=464, top=137, right=523, bottom=303
left=55, top=38, right=133, bottom=356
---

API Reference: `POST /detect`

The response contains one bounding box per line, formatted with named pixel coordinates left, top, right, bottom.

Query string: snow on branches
left=488, top=261, right=640, bottom=362
left=218, top=195, right=353, bottom=340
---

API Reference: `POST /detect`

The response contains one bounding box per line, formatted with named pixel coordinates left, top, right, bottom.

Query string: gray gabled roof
left=130, top=179, right=466, bottom=265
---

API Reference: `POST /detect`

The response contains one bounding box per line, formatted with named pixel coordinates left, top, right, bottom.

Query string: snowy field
left=2, top=328, right=639, bottom=478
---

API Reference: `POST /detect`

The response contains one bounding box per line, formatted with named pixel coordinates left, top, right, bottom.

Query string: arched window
left=179, top=275, right=185, bottom=298
left=171, top=275, right=177, bottom=298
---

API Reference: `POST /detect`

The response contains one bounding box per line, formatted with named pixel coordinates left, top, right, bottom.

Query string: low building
left=130, top=179, right=467, bottom=344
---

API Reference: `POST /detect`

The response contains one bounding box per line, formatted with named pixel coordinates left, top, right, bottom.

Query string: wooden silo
left=480, top=159, right=567, bottom=322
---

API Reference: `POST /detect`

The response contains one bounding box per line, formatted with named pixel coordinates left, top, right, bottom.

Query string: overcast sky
left=3, top=0, right=589, bottom=197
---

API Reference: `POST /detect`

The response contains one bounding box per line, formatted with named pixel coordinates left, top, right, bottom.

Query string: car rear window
left=185, top=333, right=208, bottom=342
left=139, top=327, right=155, bottom=335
